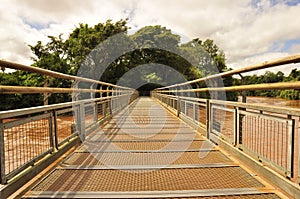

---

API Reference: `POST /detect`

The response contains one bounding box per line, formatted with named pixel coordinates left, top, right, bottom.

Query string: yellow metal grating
left=32, top=167, right=263, bottom=192
left=24, top=98, right=285, bottom=198
left=87, top=132, right=202, bottom=141
left=63, top=151, right=232, bottom=166
left=160, top=194, right=281, bottom=198
left=76, top=140, right=214, bottom=151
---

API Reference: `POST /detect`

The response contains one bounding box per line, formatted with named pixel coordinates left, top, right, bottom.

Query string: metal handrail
left=0, top=93, right=138, bottom=184
left=0, top=85, right=115, bottom=94
left=0, top=60, right=133, bottom=90
left=0, top=85, right=135, bottom=94
left=153, top=93, right=299, bottom=179
left=0, top=95, right=133, bottom=119
left=0, top=59, right=139, bottom=197
left=157, top=53, right=300, bottom=90
left=152, top=53, right=300, bottom=192
left=156, top=81, right=300, bottom=93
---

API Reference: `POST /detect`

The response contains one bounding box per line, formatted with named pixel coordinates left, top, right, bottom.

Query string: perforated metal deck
left=24, top=98, right=283, bottom=198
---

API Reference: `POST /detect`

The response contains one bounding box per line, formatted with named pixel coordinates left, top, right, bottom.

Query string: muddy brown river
left=238, top=96, right=300, bottom=108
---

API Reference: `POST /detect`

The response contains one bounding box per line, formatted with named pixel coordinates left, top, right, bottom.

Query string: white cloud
left=0, top=0, right=299, bottom=75
left=212, top=1, right=300, bottom=65
left=228, top=52, right=294, bottom=75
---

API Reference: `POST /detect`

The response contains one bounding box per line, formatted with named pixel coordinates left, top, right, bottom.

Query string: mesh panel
left=240, top=112, right=291, bottom=171
left=87, top=132, right=201, bottom=141
left=32, top=167, right=263, bottom=192
left=3, top=116, right=51, bottom=174
left=162, top=194, right=281, bottom=198
left=63, top=151, right=232, bottom=166
left=77, top=140, right=214, bottom=151
left=56, top=111, right=76, bottom=145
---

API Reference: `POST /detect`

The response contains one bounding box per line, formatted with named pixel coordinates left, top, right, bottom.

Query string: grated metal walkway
left=24, top=97, right=283, bottom=198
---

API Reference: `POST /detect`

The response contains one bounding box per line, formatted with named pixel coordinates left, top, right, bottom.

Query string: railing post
left=94, top=101, right=98, bottom=123
left=173, top=97, right=175, bottom=110
left=125, top=91, right=128, bottom=106
left=103, top=100, right=106, bottom=118
left=107, top=86, right=112, bottom=115
left=121, top=91, right=125, bottom=108
left=116, top=92, right=119, bottom=112
left=90, top=83, right=96, bottom=99
left=167, top=93, right=169, bottom=107
left=118, top=89, right=122, bottom=110
left=48, top=112, right=55, bottom=151
left=0, top=119, right=6, bottom=184
left=193, top=103, right=196, bottom=122
left=298, top=116, right=300, bottom=184
left=238, top=74, right=247, bottom=103
left=177, top=96, right=181, bottom=117
left=53, top=111, right=59, bottom=150
left=79, top=102, right=86, bottom=141
left=238, top=107, right=246, bottom=145
left=99, top=85, right=103, bottom=98
left=206, top=100, right=210, bottom=139
left=234, top=107, right=238, bottom=146
left=287, top=115, right=295, bottom=179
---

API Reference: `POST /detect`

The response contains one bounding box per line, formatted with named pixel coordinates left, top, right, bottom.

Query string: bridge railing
left=0, top=93, right=137, bottom=184
left=0, top=60, right=138, bottom=197
left=210, top=100, right=298, bottom=179
left=152, top=54, right=300, bottom=187
left=0, top=101, right=76, bottom=184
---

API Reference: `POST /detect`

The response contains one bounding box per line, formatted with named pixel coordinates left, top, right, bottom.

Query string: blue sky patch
left=281, top=38, right=300, bottom=51
left=284, top=0, right=300, bottom=6
left=22, top=17, right=52, bottom=30
left=251, top=0, right=300, bottom=8
left=271, top=38, right=300, bottom=52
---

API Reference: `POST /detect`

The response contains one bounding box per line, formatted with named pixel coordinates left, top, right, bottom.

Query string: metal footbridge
left=0, top=55, right=300, bottom=198
left=24, top=97, right=279, bottom=198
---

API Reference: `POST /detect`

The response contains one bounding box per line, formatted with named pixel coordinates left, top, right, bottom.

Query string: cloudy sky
left=1, top=0, right=300, bottom=74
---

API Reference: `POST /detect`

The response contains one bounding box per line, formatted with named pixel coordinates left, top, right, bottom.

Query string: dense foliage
left=234, top=69, right=300, bottom=100
left=1, top=19, right=238, bottom=110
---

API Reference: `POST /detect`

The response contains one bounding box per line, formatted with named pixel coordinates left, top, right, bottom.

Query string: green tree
left=1, top=20, right=239, bottom=110
left=65, top=19, right=129, bottom=76
left=191, top=38, right=226, bottom=74
left=244, top=69, right=300, bottom=100
left=0, top=71, right=43, bottom=110
left=29, top=34, right=71, bottom=105
left=29, top=19, right=130, bottom=101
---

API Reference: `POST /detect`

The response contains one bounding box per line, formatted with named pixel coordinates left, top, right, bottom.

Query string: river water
left=238, top=96, right=300, bottom=109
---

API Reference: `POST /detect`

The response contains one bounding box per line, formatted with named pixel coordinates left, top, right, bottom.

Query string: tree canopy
left=1, top=19, right=237, bottom=110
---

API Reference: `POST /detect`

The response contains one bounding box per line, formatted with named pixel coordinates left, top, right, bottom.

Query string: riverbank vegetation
left=236, top=69, right=300, bottom=100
